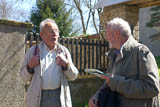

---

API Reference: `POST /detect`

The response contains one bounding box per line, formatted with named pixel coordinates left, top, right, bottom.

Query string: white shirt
left=41, top=44, right=61, bottom=90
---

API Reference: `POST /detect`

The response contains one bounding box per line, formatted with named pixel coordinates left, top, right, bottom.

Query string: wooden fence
left=25, top=33, right=109, bottom=75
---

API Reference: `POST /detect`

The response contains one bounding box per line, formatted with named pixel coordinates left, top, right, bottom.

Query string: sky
left=2, top=0, right=36, bottom=22
left=21, top=0, right=36, bottom=11
left=18, top=0, right=36, bottom=21
left=18, top=0, right=99, bottom=35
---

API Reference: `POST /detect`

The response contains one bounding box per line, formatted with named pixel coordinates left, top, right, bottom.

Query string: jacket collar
left=108, top=36, right=138, bottom=62
left=121, top=36, right=138, bottom=57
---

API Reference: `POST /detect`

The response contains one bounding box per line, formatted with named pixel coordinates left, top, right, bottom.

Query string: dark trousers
left=98, top=87, right=121, bottom=107
left=40, top=88, right=61, bottom=107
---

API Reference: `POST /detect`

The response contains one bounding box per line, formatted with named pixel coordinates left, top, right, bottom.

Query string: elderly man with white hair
left=20, top=18, right=79, bottom=107
left=89, top=18, right=159, bottom=107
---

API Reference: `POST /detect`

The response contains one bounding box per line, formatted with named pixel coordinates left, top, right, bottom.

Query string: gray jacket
left=98, top=36, right=159, bottom=107
left=20, top=42, right=79, bottom=107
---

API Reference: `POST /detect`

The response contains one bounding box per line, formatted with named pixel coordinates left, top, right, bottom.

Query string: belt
left=42, top=87, right=61, bottom=91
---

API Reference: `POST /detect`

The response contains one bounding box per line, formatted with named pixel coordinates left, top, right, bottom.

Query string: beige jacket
left=20, top=42, right=79, bottom=107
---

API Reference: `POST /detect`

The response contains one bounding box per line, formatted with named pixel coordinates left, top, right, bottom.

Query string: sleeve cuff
left=27, top=65, right=34, bottom=74
left=62, top=62, right=70, bottom=71
left=108, top=74, right=125, bottom=91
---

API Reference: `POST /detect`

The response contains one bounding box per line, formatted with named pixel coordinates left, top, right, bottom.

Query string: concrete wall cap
left=0, top=19, right=33, bottom=28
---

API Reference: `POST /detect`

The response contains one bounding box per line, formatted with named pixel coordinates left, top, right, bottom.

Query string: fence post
left=36, top=33, right=40, bottom=46
left=70, top=38, right=74, bottom=60
left=99, top=40, right=102, bottom=69
left=92, top=40, right=95, bottom=69
left=96, top=40, right=99, bottom=69
left=75, top=39, right=78, bottom=69
left=29, top=32, right=33, bottom=47
left=80, top=38, right=82, bottom=73
left=84, top=39, right=87, bottom=71
left=88, top=39, right=90, bottom=68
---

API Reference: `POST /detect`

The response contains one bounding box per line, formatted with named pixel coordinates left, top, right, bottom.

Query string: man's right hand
left=89, top=96, right=98, bottom=107
left=27, top=55, right=40, bottom=69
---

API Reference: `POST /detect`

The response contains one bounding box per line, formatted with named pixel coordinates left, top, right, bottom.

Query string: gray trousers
left=40, top=88, right=61, bottom=107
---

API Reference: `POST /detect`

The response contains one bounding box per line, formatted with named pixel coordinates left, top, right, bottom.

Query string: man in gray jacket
left=89, top=18, right=160, bottom=107
left=20, top=18, right=79, bottom=107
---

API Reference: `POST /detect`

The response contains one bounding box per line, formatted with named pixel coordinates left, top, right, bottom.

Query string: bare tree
left=72, top=0, right=87, bottom=34
left=0, top=0, right=15, bottom=19
left=65, top=0, right=99, bottom=35
left=83, top=0, right=99, bottom=34
left=0, top=0, right=29, bottom=21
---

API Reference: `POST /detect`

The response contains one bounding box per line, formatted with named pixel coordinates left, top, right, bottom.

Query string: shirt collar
left=44, top=43, right=58, bottom=52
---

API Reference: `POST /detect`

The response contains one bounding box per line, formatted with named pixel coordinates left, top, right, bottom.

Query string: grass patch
left=155, top=56, right=160, bottom=76
left=78, top=101, right=89, bottom=107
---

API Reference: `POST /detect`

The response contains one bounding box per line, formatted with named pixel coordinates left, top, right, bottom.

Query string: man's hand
left=27, top=55, right=40, bottom=69
left=56, top=53, right=68, bottom=68
left=88, top=96, right=98, bottom=107
left=100, top=75, right=111, bottom=85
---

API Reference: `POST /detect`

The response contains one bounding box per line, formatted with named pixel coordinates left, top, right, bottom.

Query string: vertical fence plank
left=83, top=39, right=87, bottom=75
left=92, top=40, right=94, bottom=69
left=61, top=38, right=64, bottom=45
left=84, top=39, right=86, bottom=69
left=36, top=33, right=39, bottom=46
left=66, top=38, right=69, bottom=49
left=103, top=41, right=106, bottom=70
left=96, top=40, right=99, bottom=69
left=70, top=38, right=73, bottom=60
left=88, top=39, right=90, bottom=68
left=75, top=39, right=78, bottom=69
left=58, top=37, right=60, bottom=43
left=80, top=39, right=82, bottom=73
left=29, top=32, right=33, bottom=47
left=99, top=41, right=102, bottom=69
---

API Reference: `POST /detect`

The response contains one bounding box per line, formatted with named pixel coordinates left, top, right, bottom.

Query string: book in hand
left=85, top=69, right=109, bottom=78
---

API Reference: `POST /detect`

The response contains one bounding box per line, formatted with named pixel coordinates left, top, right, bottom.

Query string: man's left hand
left=56, top=53, right=68, bottom=68
left=100, top=75, right=111, bottom=85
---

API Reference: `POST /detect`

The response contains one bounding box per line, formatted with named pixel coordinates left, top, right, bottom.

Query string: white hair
left=107, top=18, right=132, bottom=37
left=39, top=18, right=58, bottom=32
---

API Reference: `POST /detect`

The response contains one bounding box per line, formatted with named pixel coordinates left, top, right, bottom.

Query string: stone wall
left=0, top=20, right=32, bottom=107
left=139, top=7, right=160, bottom=56
left=100, top=4, right=139, bottom=40
left=24, top=76, right=104, bottom=107
left=69, top=77, right=104, bottom=107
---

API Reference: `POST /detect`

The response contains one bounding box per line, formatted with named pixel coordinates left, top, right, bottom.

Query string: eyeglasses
left=49, top=29, right=60, bottom=34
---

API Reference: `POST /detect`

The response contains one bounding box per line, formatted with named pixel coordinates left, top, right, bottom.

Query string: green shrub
left=78, top=101, right=89, bottom=107
left=155, top=56, right=160, bottom=76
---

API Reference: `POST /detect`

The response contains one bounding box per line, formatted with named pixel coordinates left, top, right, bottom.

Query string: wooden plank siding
left=125, top=0, right=160, bottom=8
